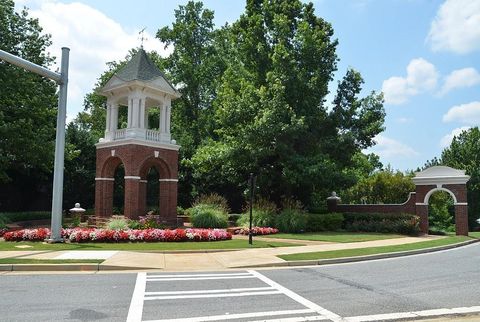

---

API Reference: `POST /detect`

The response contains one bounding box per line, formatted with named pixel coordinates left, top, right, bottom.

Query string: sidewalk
left=0, top=235, right=457, bottom=272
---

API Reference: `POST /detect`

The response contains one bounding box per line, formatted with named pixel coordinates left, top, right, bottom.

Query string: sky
left=13, top=0, right=480, bottom=172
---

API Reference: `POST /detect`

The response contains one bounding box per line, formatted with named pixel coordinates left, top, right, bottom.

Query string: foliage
left=237, top=198, right=277, bottom=227
left=188, top=204, right=228, bottom=228
left=0, top=211, right=51, bottom=223
left=138, top=214, right=166, bottom=229
left=428, top=191, right=454, bottom=232
left=275, top=200, right=307, bottom=233
left=341, top=168, right=415, bottom=204
left=343, top=213, right=421, bottom=236
left=440, top=127, right=480, bottom=228
left=4, top=228, right=232, bottom=242
left=105, top=217, right=130, bottom=231
left=234, top=227, right=279, bottom=235
left=306, top=213, right=344, bottom=232
left=190, top=0, right=385, bottom=209
left=193, top=193, right=230, bottom=213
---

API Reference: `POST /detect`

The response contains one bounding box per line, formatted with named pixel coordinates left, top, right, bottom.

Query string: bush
left=275, top=208, right=307, bottom=233
left=0, top=211, right=51, bottom=223
left=106, top=218, right=129, bottom=230
left=307, top=213, right=344, bottom=232
left=193, top=193, right=230, bottom=213
left=237, top=198, right=278, bottom=228
left=343, top=212, right=421, bottom=236
left=189, top=204, right=228, bottom=229
left=138, top=214, right=165, bottom=229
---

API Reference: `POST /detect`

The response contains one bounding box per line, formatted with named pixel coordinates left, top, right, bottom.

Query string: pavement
left=1, top=234, right=478, bottom=272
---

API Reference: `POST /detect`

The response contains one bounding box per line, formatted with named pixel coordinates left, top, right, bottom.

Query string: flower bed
left=234, top=227, right=279, bottom=236
left=3, top=228, right=232, bottom=243
left=0, top=228, right=8, bottom=237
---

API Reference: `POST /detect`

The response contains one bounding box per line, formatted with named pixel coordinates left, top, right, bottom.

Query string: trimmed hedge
left=343, top=212, right=421, bottom=236
left=307, top=213, right=344, bottom=232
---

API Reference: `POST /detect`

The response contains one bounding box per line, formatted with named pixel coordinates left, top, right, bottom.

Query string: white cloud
left=396, top=117, right=412, bottom=124
left=440, top=126, right=471, bottom=148
left=24, top=0, right=171, bottom=121
left=442, top=101, right=480, bottom=124
left=382, top=58, right=438, bottom=105
left=370, top=135, right=419, bottom=158
left=438, top=67, right=480, bottom=96
left=427, top=0, right=480, bottom=54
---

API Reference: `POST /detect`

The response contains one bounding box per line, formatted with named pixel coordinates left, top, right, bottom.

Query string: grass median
left=0, top=239, right=299, bottom=251
left=262, top=232, right=404, bottom=243
left=278, top=235, right=475, bottom=261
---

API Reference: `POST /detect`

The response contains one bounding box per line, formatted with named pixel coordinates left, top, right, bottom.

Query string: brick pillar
left=159, top=180, right=177, bottom=225
left=124, top=177, right=140, bottom=219
left=455, top=204, right=469, bottom=236
left=95, top=180, right=104, bottom=216
left=138, top=180, right=147, bottom=217
left=416, top=204, right=429, bottom=234
left=326, top=192, right=341, bottom=212
left=103, top=180, right=114, bottom=217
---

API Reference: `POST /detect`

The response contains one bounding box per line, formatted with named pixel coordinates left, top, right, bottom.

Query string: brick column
left=124, top=177, right=140, bottom=219
left=455, top=204, right=469, bottom=236
left=95, top=179, right=114, bottom=217
left=326, top=192, right=341, bottom=212
left=95, top=180, right=104, bottom=216
left=416, top=204, right=429, bottom=234
left=159, top=180, right=177, bottom=225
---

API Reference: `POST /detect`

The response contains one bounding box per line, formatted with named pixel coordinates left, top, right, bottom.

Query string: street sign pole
left=0, top=47, right=70, bottom=243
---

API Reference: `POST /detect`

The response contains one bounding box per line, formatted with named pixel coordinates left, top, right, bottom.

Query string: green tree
left=428, top=191, right=454, bottom=232
left=191, top=0, right=385, bottom=208
left=440, top=127, right=480, bottom=228
left=0, top=1, right=57, bottom=211
left=0, top=1, right=57, bottom=182
left=341, top=168, right=415, bottom=204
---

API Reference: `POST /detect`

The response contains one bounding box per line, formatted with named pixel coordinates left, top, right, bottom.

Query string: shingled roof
left=114, top=48, right=176, bottom=92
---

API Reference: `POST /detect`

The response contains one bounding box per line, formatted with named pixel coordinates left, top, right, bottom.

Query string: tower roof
left=100, top=48, right=180, bottom=97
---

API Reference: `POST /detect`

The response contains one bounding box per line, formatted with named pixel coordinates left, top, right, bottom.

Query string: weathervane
left=139, top=27, right=147, bottom=48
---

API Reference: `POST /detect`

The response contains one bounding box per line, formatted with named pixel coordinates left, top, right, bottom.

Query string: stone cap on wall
left=412, top=166, right=470, bottom=186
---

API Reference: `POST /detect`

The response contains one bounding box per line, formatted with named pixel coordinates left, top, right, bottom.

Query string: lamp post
left=0, top=48, right=70, bottom=242
left=248, top=173, right=256, bottom=245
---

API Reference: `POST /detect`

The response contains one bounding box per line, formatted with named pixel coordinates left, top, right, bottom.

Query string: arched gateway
left=327, top=166, right=470, bottom=236
left=94, top=49, right=180, bottom=224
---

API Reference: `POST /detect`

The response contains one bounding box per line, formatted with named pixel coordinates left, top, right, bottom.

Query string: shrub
left=307, top=213, right=344, bottom=232
left=189, top=204, right=228, bottom=229
left=138, top=214, right=165, bottom=229
left=127, top=220, right=142, bottom=229
left=193, top=193, right=230, bottom=213
left=235, top=227, right=279, bottom=235
left=106, top=218, right=129, bottom=230
left=237, top=198, right=278, bottom=228
left=0, top=211, right=51, bottom=223
left=343, top=212, right=421, bottom=236
left=275, top=208, right=307, bottom=233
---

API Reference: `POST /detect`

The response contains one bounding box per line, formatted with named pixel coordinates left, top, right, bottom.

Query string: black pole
left=249, top=173, right=255, bottom=245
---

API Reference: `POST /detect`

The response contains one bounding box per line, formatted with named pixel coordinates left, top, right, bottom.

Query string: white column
left=166, top=105, right=171, bottom=133
left=160, top=104, right=166, bottom=133
left=132, top=97, right=139, bottom=128
left=127, top=98, right=133, bottom=128
left=111, top=103, right=119, bottom=130
left=105, top=102, right=111, bottom=132
left=139, top=98, right=146, bottom=129
left=144, top=106, right=149, bottom=129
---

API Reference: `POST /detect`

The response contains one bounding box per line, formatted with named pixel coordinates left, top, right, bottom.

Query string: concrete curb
left=242, top=238, right=480, bottom=268
left=0, top=263, right=155, bottom=272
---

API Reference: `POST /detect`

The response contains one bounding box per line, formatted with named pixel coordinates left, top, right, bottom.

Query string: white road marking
left=147, top=275, right=255, bottom=281
left=142, top=309, right=317, bottom=322
left=344, top=305, right=480, bottom=321
left=144, top=290, right=282, bottom=300
left=250, top=316, right=327, bottom=322
left=145, top=286, right=274, bottom=295
left=248, top=270, right=342, bottom=322
left=146, top=272, right=251, bottom=278
left=126, top=272, right=147, bottom=322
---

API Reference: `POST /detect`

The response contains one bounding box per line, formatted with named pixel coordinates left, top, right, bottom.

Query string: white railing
left=114, top=129, right=126, bottom=140
left=146, top=129, right=161, bottom=142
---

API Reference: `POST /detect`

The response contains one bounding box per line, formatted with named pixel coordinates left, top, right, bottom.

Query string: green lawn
left=0, top=239, right=299, bottom=251
left=0, top=258, right=102, bottom=264
left=469, top=231, right=480, bottom=238
left=278, top=235, right=474, bottom=261
left=263, top=232, right=404, bottom=243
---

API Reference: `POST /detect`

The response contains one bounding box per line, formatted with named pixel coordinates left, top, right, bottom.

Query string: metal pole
left=0, top=50, right=61, bottom=83
left=248, top=173, right=255, bottom=245
left=48, top=47, right=69, bottom=242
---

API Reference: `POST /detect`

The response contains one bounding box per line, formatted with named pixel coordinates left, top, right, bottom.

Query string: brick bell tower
left=94, top=49, right=180, bottom=223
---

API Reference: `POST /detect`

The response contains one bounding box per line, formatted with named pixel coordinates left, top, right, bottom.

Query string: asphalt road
left=1, top=243, right=480, bottom=322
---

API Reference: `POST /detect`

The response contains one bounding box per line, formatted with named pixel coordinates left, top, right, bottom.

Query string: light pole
left=0, top=47, right=70, bottom=242
left=248, top=173, right=256, bottom=245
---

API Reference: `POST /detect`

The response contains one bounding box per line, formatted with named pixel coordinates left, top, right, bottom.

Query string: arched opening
left=146, top=166, right=160, bottom=214
left=428, top=190, right=455, bottom=234
left=113, top=164, right=125, bottom=215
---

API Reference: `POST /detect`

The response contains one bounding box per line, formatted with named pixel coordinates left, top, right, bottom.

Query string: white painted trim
left=139, top=180, right=147, bottom=183
left=95, top=177, right=114, bottom=181
left=423, top=187, right=458, bottom=204
left=455, top=202, right=468, bottom=206
left=126, top=272, right=146, bottom=322
left=96, top=138, right=180, bottom=151
left=159, top=179, right=178, bottom=182
left=124, top=176, right=141, bottom=180
left=415, top=203, right=427, bottom=206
